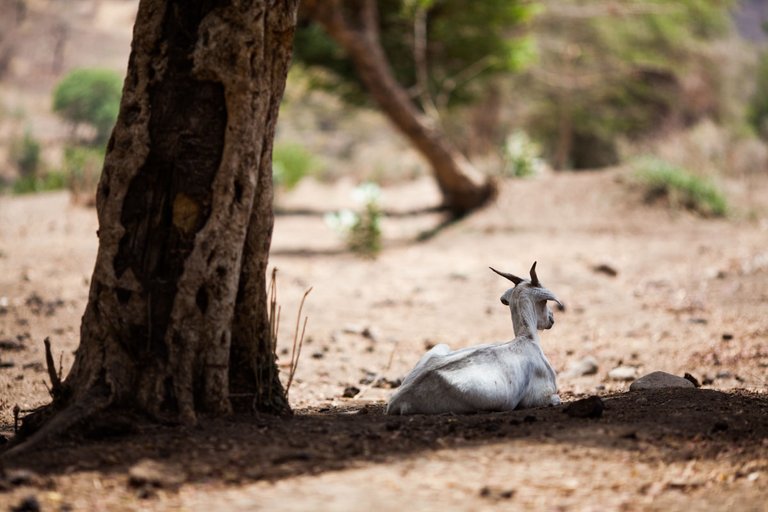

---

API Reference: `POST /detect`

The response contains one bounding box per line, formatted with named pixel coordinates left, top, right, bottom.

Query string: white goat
left=386, top=262, right=563, bottom=415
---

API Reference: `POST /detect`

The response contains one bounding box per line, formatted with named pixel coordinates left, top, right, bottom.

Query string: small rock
left=683, top=373, right=701, bottom=388
left=629, top=371, right=695, bottom=391
left=0, top=361, right=16, bottom=369
left=608, top=366, right=637, bottom=382
left=128, top=459, right=185, bottom=490
left=11, top=495, right=40, bottom=512
left=688, top=317, right=708, bottom=325
left=372, top=377, right=401, bottom=389
left=721, top=333, right=734, bottom=341
left=311, top=351, right=324, bottom=359
left=563, top=356, right=599, bottom=378
left=563, top=396, right=604, bottom=419
left=0, top=339, right=25, bottom=351
left=342, top=386, right=360, bottom=398
left=479, top=485, right=516, bottom=500
left=715, top=370, right=733, bottom=379
left=592, top=263, right=618, bottom=277
left=6, top=469, right=40, bottom=487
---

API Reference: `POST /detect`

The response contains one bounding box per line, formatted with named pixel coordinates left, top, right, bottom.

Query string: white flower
left=324, top=209, right=359, bottom=234
left=352, top=182, right=381, bottom=205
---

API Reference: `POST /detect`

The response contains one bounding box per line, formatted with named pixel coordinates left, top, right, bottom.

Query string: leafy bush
left=273, top=142, right=316, bottom=190
left=12, top=171, right=67, bottom=195
left=748, top=52, right=768, bottom=140
left=52, top=68, right=122, bottom=145
left=62, top=146, right=105, bottom=203
left=502, top=131, right=544, bottom=177
left=633, top=158, right=727, bottom=217
left=325, top=182, right=383, bottom=257
left=10, top=130, right=41, bottom=178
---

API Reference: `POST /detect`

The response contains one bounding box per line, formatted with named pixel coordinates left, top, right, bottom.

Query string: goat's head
left=490, top=262, right=562, bottom=330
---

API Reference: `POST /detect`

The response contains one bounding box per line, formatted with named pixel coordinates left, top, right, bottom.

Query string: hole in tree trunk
left=115, top=288, right=132, bottom=303
left=196, top=285, right=209, bottom=314
left=234, top=179, right=243, bottom=203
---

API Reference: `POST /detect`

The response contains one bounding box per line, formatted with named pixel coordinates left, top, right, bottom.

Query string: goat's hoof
left=550, top=394, right=561, bottom=406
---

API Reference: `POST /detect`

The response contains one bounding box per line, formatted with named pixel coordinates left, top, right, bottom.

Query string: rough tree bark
left=304, top=0, right=496, bottom=217
left=11, top=0, right=299, bottom=449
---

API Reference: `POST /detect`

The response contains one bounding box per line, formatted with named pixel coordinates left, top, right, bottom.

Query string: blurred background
left=0, top=0, right=766, bottom=217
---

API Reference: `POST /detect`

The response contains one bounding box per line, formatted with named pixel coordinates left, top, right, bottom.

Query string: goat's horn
left=489, top=266, right=524, bottom=285
left=529, top=261, right=540, bottom=287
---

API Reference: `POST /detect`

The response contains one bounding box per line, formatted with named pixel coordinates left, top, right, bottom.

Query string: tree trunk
left=15, top=0, right=298, bottom=445
left=304, top=0, right=495, bottom=217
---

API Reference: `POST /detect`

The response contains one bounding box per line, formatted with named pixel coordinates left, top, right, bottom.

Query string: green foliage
left=633, top=158, right=727, bottom=217
left=52, top=68, right=122, bottom=145
left=273, top=142, right=316, bottom=190
left=527, top=0, right=735, bottom=169
left=748, top=52, right=768, bottom=139
left=62, top=145, right=105, bottom=199
left=12, top=171, right=67, bottom=195
left=295, top=1, right=536, bottom=107
left=10, top=130, right=41, bottom=178
left=325, top=183, right=383, bottom=257
left=501, top=131, right=543, bottom=177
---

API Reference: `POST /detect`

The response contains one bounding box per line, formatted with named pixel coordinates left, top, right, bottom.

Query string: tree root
left=1, top=385, right=112, bottom=461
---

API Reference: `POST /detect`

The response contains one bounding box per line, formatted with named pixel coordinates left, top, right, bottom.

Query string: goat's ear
left=534, top=287, right=562, bottom=307
left=500, top=296, right=509, bottom=306
left=490, top=266, right=524, bottom=286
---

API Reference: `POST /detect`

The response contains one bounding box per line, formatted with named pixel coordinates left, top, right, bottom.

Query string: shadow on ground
left=1, top=388, right=767, bottom=493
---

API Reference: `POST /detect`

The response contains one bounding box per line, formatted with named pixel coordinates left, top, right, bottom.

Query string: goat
left=386, top=262, right=563, bottom=415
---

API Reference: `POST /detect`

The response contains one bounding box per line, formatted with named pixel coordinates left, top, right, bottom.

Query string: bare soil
left=0, top=169, right=767, bottom=511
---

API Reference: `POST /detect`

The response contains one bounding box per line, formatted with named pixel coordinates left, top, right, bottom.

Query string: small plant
left=62, top=145, right=105, bottom=203
left=272, top=142, right=316, bottom=191
left=633, top=158, right=727, bottom=217
left=12, top=171, right=67, bottom=195
left=325, top=182, right=383, bottom=257
left=52, top=68, right=122, bottom=146
left=502, top=131, right=544, bottom=178
left=10, top=130, right=41, bottom=178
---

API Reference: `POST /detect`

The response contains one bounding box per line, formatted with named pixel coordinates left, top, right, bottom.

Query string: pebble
left=11, top=495, right=40, bottom=512
left=629, top=371, right=695, bottom=391
left=563, top=356, right=599, bottom=378
left=608, top=366, right=637, bottom=381
left=342, top=386, right=360, bottom=398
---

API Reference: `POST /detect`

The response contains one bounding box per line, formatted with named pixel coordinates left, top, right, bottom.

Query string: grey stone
left=629, top=371, right=695, bottom=391
left=563, top=356, right=599, bottom=378
left=608, top=365, right=637, bottom=381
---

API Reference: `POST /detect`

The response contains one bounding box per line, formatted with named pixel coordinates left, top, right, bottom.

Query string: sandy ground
left=0, top=169, right=767, bottom=511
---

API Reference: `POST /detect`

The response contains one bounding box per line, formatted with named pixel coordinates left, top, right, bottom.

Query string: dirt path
left=0, top=170, right=767, bottom=511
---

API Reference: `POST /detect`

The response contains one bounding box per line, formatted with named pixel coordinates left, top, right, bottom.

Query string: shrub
left=502, top=131, right=544, bottom=177
left=12, top=171, right=67, bottom=195
left=633, top=158, right=727, bottom=217
left=325, top=182, right=382, bottom=257
left=272, top=142, right=316, bottom=190
left=62, top=146, right=105, bottom=203
left=10, top=130, right=41, bottom=178
left=52, top=68, right=122, bottom=145
left=748, top=52, right=768, bottom=140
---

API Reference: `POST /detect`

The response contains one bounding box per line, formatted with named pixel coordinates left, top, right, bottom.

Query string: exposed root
left=1, top=385, right=111, bottom=461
